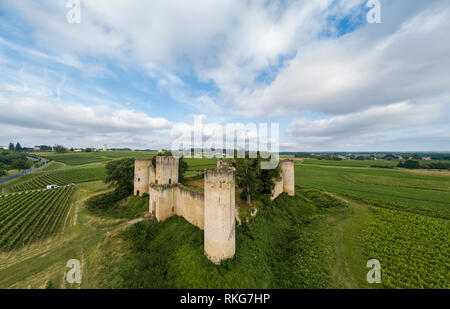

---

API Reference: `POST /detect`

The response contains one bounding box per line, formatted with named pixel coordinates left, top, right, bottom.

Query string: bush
left=403, top=160, right=420, bottom=169
left=45, top=280, right=54, bottom=289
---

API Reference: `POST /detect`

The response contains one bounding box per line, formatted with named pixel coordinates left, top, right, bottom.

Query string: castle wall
left=271, top=178, right=284, bottom=200
left=134, top=158, right=152, bottom=196
left=280, top=160, right=295, bottom=196
left=149, top=165, right=156, bottom=184
left=137, top=157, right=294, bottom=265
left=175, top=186, right=204, bottom=229
left=149, top=184, right=205, bottom=229
left=204, top=168, right=235, bottom=264
left=150, top=184, right=176, bottom=222
left=217, top=158, right=232, bottom=169
left=156, top=156, right=178, bottom=185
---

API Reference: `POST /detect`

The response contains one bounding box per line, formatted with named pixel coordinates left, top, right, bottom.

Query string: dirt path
left=326, top=192, right=379, bottom=289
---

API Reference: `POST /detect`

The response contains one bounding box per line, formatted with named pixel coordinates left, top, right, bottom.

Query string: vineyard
left=0, top=187, right=74, bottom=250
left=8, top=167, right=106, bottom=192
left=42, top=151, right=156, bottom=166
left=364, top=207, right=450, bottom=288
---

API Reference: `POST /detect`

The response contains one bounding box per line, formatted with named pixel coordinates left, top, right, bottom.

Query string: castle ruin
left=134, top=156, right=294, bottom=264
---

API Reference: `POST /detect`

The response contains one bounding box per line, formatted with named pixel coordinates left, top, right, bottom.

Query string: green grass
left=7, top=166, right=106, bottom=192
left=185, top=158, right=217, bottom=171
left=302, top=159, right=399, bottom=168
left=295, top=163, right=450, bottom=289
left=295, top=164, right=450, bottom=218
left=42, top=151, right=157, bottom=166
left=86, top=189, right=350, bottom=288
left=364, top=207, right=449, bottom=288
left=40, top=161, right=66, bottom=172
left=301, top=159, right=450, bottom=168
left=0, top=169, right=19, bottom=180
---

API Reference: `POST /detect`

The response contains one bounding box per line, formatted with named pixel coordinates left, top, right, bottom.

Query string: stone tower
left=280, top=160, right=295, bottom=196
left=155, top=156, right=179, bottom=185
left=204, top=167, right=236, bottom=264
left=134, top=158, right=152, bottom=196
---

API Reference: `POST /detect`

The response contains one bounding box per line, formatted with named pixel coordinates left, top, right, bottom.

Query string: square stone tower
left=155, top=156, right=179, bottom=185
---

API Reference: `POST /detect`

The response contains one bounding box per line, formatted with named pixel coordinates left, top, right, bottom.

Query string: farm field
left=0, top=154, right=448, bottom=289
left=295, top=162, right=450, bottom=288
left=0, top=187, right=74, bottom=250
left=184, top=158, right=217, bottom=176
left=302, top=159, right=397, bottom=168
left=41, top=151, right=156, bottom=166
left=5, top=166, right=106, bottom=193
left=300, top=159, right=450, bottom=168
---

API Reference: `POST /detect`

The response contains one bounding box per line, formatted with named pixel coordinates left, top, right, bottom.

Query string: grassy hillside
left=84, top=189, right=353, bottom=289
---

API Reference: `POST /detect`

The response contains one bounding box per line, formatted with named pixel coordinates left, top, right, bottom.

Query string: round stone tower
left=134, top=158, right=152, bottom=196
left=280, top=160, right=295, bottom=196
left=204, top=167, right=236, bottom=264
left=155, top=156, right=179, bottom=185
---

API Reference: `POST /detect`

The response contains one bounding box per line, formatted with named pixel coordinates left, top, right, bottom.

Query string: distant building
left=102, top=144, right=107, bottom=152
left=74, top=148, right=83, bottom=152
left=33, top=146, right=41, bottom=151
left=0, top=145, right=8, bottom=150
left=422, top=157, right=432, bottom=161
left=337, top=155, right=349, bottom=160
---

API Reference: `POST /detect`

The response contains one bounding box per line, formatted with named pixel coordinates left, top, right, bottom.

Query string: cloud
left=1, top=1, right=449, bottom=151
left=286, top=101, right=450, bottom=151
left=0, top=93, right=172, bottom=148
left=236, top=1, right=450, bottom=117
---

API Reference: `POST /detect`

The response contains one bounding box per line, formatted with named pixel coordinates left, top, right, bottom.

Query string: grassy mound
left=87, top=188, right=349, bottom=288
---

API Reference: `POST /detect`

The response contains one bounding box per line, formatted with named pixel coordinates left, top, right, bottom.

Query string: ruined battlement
left=135, top=157, right=294, bottom=264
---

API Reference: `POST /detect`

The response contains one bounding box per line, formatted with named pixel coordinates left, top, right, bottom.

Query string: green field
left=0, top=187, right=74, bottom=250
left=295, top=161, right=450, bottom=288
left=6, top=166, right=106, bottom=193
left=42, top=151, right=156, bottom=166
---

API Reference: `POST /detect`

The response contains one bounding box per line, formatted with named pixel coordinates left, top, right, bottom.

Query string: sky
left=0, top=0, right=449, bottom=152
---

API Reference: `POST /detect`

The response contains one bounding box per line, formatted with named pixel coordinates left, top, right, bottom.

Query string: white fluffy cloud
left=237, top=2, right=450, bottom=117
left=287, top=101, right=450, bottom=150
left=0, top=93, right=172, bottom=148
left=1, top=0, right=450, bottom=150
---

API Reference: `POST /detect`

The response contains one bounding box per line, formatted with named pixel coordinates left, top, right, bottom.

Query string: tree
left=15, top=142, right=22, bottom=152
left=105, top=158, right=135, bottom=196
left=258, top=162, right=281, bottom=195
left=178, top=156, right=188, bottom=185
left=234, top=158, right=261, bottom=205
left=404, top=160, right=420, bottom=169
left=11, top=158, right=31, bottom=170
left=412, top=153, right=421, bottom=160
left=53, top=145, right=67, bottom=153
left=8, top=143, right=14, bottom=151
